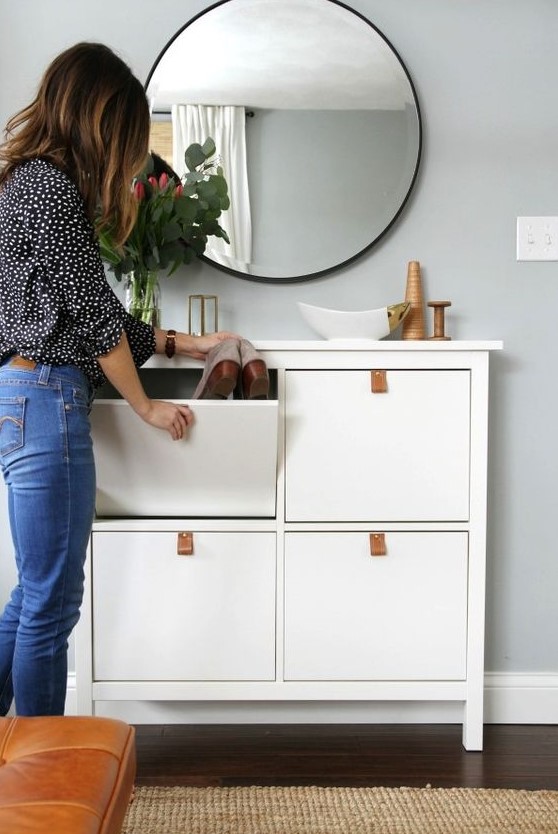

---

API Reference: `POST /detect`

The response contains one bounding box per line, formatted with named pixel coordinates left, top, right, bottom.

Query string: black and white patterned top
left=0, top=157, right=155, bottom=388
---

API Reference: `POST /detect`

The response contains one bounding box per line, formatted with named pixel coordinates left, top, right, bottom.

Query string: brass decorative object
left=428, top=300, right=452, bottom=340
left=387, top=302, right=411, bottom=332
left=401, top=260, right=426, bottom=340
left=188, top=294, right=218, bottom=336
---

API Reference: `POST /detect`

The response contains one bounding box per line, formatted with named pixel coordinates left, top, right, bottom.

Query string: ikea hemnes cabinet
left=75, top=340, right=502, bottom=750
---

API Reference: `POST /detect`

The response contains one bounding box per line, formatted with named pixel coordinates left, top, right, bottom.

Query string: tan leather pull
left=371, top=369, right=387, bottom=393
left=370, top=532, right=387, bottom=556
left=177, top=532, right=194, bottom=556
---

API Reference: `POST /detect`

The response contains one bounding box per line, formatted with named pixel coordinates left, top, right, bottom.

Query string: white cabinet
left=76, top=341, right=501, bottom=750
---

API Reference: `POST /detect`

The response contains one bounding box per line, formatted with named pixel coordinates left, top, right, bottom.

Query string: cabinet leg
left=462, top=701, right=484, bottom=751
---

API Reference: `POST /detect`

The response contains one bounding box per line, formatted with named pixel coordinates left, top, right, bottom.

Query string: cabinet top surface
left=241, top=340, right=502, bottom=351
left=145, top=339, right=502, bottom=369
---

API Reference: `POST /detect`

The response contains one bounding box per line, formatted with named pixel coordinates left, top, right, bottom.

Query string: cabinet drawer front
left=284, top=532, right=468, bottom=681
left=92, top=400, right=278, bottom=517
left=285, top=370, right=470, bottom=521
left=92, top=531, right=276, bottom=681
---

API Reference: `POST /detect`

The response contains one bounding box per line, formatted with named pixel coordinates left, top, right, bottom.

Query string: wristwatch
left=164, top=329, right=176, bottom=358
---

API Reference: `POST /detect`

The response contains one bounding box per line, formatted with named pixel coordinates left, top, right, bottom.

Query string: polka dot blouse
left=0, top=157, right=155, bottom=388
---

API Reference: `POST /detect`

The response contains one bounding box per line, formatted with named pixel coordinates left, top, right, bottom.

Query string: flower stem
left=126, top=270, right=160, bottom=327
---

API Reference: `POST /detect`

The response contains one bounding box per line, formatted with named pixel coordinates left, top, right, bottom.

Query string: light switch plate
left=517, top=216, right=558, bottom=261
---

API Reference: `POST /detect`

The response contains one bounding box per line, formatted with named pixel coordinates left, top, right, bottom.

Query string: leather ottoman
left=0, top=716, right=135, bottom=834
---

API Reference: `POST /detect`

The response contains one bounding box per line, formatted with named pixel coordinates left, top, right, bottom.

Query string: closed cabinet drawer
left=284, top=531, right=468, bottom=680
left=92, top=531, right=276, bottom=681
left=92, top=400, right=278, bottom=517
left=285, top=370, right=470, bottom=521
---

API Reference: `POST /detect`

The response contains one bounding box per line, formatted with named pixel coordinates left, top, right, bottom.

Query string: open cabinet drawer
left=91, top=399, right=278, bottom=517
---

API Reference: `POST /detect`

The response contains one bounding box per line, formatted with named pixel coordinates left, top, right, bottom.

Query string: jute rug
left=122, top=785, right=558, bottom=834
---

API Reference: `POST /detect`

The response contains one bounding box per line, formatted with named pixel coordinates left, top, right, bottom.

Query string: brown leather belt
left=9, top=355, right=38, bottom=370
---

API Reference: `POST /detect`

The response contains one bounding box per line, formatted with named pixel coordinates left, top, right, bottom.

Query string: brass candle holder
left=188, top=294, right=218, bottom=336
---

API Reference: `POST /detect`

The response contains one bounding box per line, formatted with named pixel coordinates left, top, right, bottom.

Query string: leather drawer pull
left=370, top=532, right=387, bottom=556
left=177, top=532, right=194, bottom=556
left=371, top=369, right=387, bottom=393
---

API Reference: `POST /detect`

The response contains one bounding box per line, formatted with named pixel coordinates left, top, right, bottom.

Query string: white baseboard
left=483, top=673, right=558, bottom=724
left=65, top=672, right=558, bottom=724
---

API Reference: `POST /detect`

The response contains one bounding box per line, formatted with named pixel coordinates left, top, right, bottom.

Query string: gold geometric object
left=188, top=294, right=218, bottom=336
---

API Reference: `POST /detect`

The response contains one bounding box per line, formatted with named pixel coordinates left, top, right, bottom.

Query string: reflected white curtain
left=172, top=104, right=252, bottom=267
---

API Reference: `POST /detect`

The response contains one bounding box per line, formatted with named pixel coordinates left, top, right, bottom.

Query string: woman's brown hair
left=0, top=42, right=150, bottom=246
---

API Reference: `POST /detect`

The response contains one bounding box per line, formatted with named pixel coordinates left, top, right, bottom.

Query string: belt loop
left=38, top=364, right=51, bottom=385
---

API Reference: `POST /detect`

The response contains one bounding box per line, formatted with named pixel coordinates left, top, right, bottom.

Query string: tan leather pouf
left=0, top=716, right=135, bottom=834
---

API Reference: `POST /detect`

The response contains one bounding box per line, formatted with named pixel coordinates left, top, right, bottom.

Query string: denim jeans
left=0, top=361, right=95, bottom=715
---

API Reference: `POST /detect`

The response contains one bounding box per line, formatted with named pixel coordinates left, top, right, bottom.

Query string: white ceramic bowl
left=298, top=301, right=395, bottom=340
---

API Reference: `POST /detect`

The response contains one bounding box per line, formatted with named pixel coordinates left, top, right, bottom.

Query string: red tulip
left=148, top=176, right=158, bottom=189
left=174, top=183, right=184, bottom=197
left=159, top=172, right=169, bottom=189
left=134, top=181, right=145, bottom=200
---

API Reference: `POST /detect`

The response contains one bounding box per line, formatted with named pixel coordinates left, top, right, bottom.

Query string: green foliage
left=97, top=138, right=230, bottom=281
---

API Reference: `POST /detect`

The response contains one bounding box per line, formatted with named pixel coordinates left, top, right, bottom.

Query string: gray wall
left=0, top=0, right=557, bottom=677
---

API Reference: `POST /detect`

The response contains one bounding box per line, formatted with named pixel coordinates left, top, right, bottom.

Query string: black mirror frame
left=145, top=0, right=423, bottom=283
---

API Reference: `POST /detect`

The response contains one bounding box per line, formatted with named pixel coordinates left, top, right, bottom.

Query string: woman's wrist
left=154, top=328, right=196, bottom=357
left=164, top=329, right=177, bottom=358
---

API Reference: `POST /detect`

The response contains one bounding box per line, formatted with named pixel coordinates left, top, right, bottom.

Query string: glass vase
left=124, top=270, right=161, bottom=327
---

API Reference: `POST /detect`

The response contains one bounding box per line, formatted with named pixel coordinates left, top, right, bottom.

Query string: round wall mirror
left=146, top=0, right=422, bottom=282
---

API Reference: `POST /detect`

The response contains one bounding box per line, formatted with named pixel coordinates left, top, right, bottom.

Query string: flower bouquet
left=98, top=138, right=230, bottom=324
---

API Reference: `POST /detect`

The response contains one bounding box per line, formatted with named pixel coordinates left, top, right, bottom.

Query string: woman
left=0, top=42, right=236, bottom=716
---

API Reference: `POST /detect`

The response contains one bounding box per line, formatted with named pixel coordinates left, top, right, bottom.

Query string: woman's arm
left=97, top=332, right=193, bottom=440
left=153, top=328, right=240, bottom=361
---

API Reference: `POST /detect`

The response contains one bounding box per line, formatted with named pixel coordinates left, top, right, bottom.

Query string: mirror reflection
left=146, top=0, right=422, bottom=282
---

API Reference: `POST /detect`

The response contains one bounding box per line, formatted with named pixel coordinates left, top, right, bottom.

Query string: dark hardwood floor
left=134, top=724, right=558, bottom=790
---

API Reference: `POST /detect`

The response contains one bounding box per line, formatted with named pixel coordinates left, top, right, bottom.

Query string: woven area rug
left=123, top=785, right=558, bottom=834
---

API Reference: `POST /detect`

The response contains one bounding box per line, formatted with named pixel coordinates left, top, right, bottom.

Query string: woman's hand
left=185, top=331, right=240, bottom=360
left=140, top=399, right=194, bottom=440
left=98, top=333, right=194, bottom=439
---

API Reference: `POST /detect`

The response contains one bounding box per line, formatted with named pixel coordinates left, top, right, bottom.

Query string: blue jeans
left=0, top=361, right=95, bottom=715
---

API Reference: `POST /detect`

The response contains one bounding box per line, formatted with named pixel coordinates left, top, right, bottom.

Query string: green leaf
left=197, top=181, right=217, bottom=198
left=174, top=198, right=198, bottom=223
left=201, top=137, right=216, bottom=158
left=212, top=177, right=228, bottom=197
left=184, top=171, right=205, bottom=184
left=162, top=220, right=182, bottom=242
left=184, top=142, right=206, bottom=172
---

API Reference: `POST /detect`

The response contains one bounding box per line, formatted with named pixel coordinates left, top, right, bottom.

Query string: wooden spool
left=428, top=300, right=452, bottom=340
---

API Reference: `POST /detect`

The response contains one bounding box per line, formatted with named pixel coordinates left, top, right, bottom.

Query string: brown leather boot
left=239, top=339, right=269, bottom=399
left=193, top=339, right=241, bottom=399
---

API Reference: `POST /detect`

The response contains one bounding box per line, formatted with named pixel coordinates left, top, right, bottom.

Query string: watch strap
left=165, top=329, right=177, bottom=358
